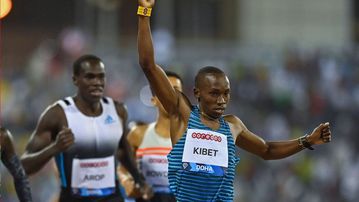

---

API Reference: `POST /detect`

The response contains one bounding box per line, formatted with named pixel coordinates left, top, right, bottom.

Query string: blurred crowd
left=1, top=30, right=358, bottom=201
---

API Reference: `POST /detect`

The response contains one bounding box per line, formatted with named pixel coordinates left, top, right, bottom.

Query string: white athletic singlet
left=136, top=123, right=172, bottom=193
left=55, top=96, right=123, bottom=198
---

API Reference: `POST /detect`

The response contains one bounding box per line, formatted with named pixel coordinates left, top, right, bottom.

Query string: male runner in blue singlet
left=136, top=0, right=332, bottom=201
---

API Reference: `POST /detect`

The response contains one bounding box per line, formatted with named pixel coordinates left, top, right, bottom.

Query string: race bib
left=182, top=129, right=228, bottom=176
left=141, top=155, right=169, bottom=187
left=71, top=156, right=116, bottom=197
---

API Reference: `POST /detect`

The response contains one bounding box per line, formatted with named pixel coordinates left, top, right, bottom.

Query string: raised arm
left=21, top=105, right=74, bottom=175
left=227, top=116, right=331, bottom=160
left=1, top=127, right=33, bottom=202
left=137, top=0, right=178, bottom=114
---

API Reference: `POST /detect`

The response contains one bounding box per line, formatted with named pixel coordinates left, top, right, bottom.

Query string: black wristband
left=299, top=135, right=314, bottom=150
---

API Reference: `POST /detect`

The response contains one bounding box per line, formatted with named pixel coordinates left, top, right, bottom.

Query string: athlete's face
left=73, top=60, right=106, bottom=103
left=152, top=76, right=183, bottom=115
left=194, top=73, right=230, bottom=119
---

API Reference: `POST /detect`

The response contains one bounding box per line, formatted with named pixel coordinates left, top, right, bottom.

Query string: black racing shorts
left=59, top=187, right=124, bottom=202
left=135, top=193, right=176, bottom=202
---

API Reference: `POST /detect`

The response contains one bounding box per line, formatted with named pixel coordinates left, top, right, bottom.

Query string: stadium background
left=1, top=0, right=358, bottom=201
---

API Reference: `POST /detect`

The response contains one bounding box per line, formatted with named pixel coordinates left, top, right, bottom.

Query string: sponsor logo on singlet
left=104, top=115, right=115, bottom=124
left=182, top=129, right=228, bottom=176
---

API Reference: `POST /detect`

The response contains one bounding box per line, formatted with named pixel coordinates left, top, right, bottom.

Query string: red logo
left=80, top=161, right=108, bottom=168
left=191, top=132, right=222, bottom=142
left=148, top=158, right=168, bottom=164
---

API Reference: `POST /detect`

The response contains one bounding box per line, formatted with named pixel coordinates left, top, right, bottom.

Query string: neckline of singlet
left=193, top=105, right=227, bottom=132
left=67, top=97, right=105, bottom=118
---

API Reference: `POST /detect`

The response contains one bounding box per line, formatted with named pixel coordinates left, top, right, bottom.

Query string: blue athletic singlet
left=168, top=106, right=240, bottom=202
left=55, top=96, right=123, bottom=201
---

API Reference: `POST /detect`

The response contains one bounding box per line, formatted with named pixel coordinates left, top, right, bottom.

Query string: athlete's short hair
left=73, top=54, right=103, bottom=76
left=194, top=66, right=225, bottom=88
left=149, top=70, right=183, bottom=96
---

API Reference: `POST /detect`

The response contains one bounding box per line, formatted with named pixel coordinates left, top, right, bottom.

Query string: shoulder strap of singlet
left=57, top=97, right=73, bottom=109
left=102, top=97, right=109, bottom=104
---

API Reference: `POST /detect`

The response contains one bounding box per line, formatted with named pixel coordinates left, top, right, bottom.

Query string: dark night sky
left=3, top=0, right=76, bottom=28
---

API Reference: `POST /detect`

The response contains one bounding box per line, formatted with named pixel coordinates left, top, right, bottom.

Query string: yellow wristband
left=137, top=6, right=152, bottom=17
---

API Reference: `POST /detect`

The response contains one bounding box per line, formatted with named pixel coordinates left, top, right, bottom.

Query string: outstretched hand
left=138, top=0, right=155, bottom=8
left=308, top=122, right=331, bottom=145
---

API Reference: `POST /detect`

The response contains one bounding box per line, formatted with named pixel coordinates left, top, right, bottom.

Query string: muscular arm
left=227, top=116, right=330, bottom=160
left=237, top=129, right=303, bottom=160
left=21, top=105, right=68, bottom=175
left=118, top=123, right=148, bottom=197
left=138, top=16, right=178, bottom=114
left=115, top=102, right=145, bottom=186
left=1, top=128, right=33, bottom=202
left=137, top=0, right=191, bottom=144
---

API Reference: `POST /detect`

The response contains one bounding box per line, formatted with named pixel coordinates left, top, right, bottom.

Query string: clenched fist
left=138, top=0, right=155, bottom=8
left=307, top=122, right=332, bottom=145
left=54, top=126, right=75, bottom=152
